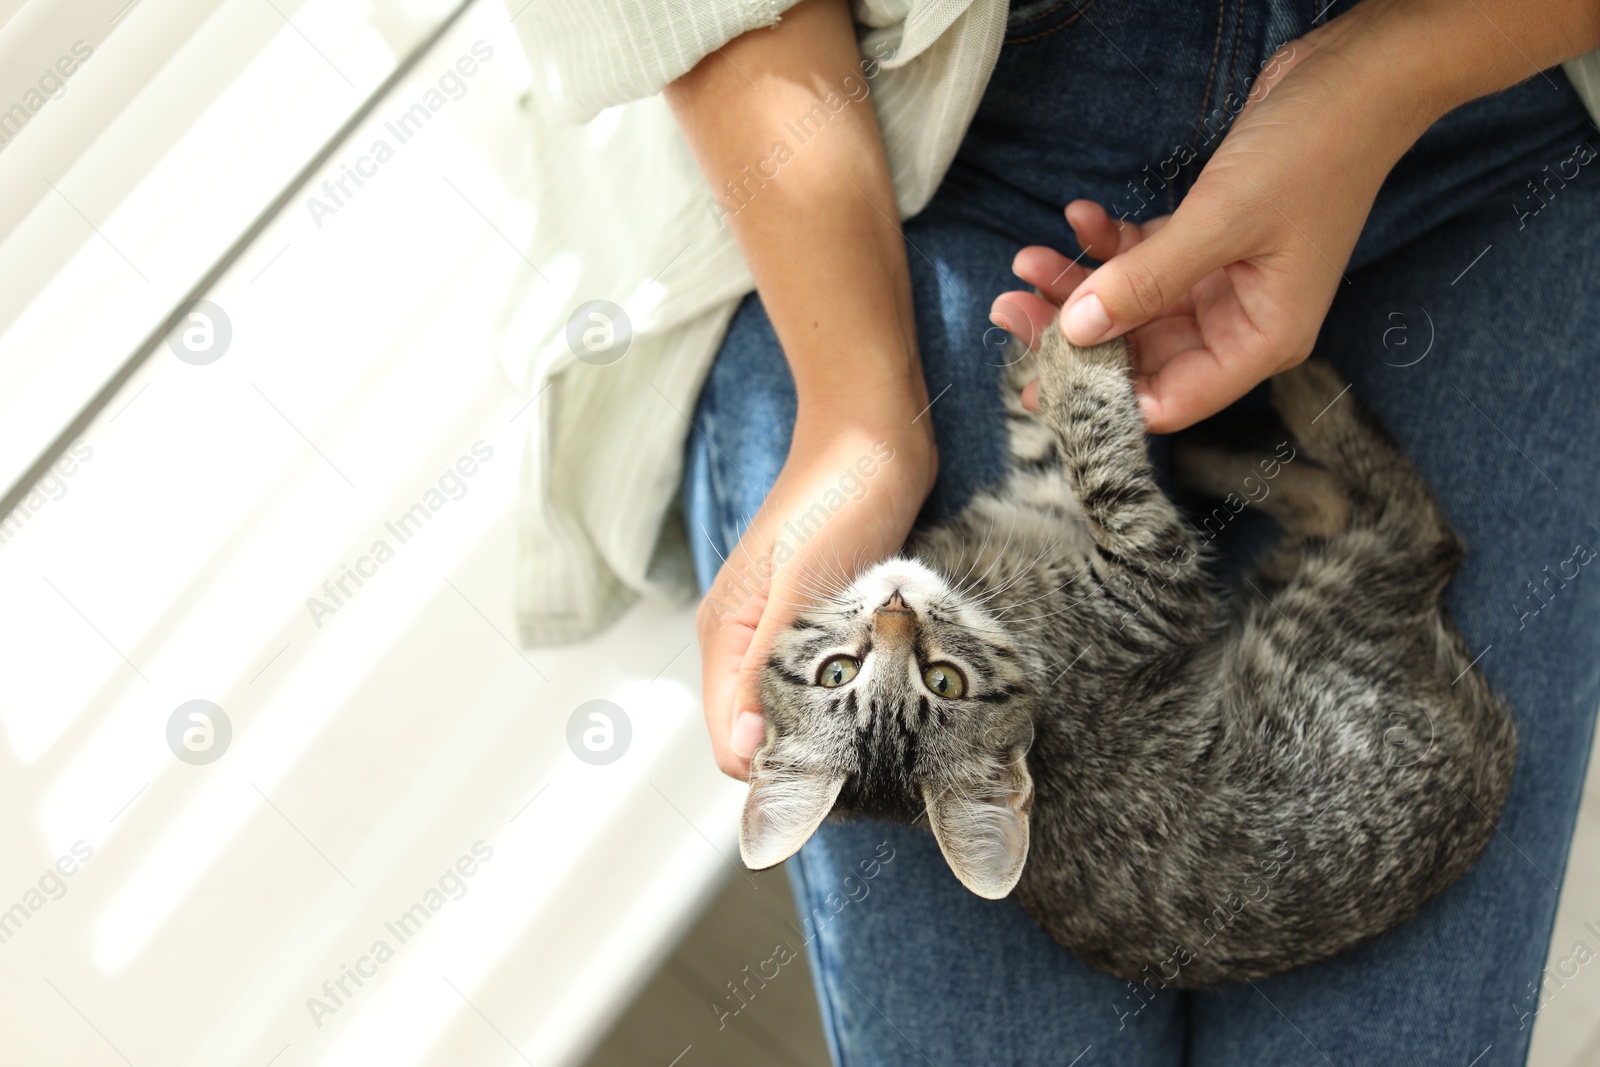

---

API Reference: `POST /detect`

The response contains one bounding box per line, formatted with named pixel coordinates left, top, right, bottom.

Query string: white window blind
left=0, top=3, right=737, bottom=1065
left=0, top=0, right=467, bottom=506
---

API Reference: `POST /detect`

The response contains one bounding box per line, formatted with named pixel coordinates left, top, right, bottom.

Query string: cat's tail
left=1271, top=359, right=1464, bottom=591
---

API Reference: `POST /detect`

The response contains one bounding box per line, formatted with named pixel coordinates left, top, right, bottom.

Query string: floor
left=579, top=864, right=830, bottom=1067
left=585, top=725, right=1600, bottom=1067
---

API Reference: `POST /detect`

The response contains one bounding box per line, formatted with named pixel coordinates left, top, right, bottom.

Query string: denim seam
left=1005, top=0, right=1097, bottom=46
left=1180, top=0, right=1245, bottom=209
left=1224, top=0, right=1245, bottom=116
left=1183, top=0, right=1227, bottom=189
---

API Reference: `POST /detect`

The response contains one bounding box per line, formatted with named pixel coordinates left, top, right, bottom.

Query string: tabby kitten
left=740, top=327, right=1516, bottom=988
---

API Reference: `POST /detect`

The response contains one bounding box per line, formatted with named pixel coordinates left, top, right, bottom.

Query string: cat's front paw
left=1034, top=327, right=1134, bottom=411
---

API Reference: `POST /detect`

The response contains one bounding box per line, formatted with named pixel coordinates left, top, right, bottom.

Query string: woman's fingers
left=1133, top=343, right=1284, bottom=434
left=1061, top=196, right=1248, bottom=346
left=729, top=574, right=815, bottom=767
left=696, top=544, right=774, bottom=780
left=989, top=290, right=1060, bottom=350
left=729, top=632, right=772, bottom=764
left=1011, top=208, right=1174, bottom=308
left=1064, top=200, right=1122, bottom=260
left=1010, top=246, right=1091, bottom=306
left=1126, top=313, right=1207, bottom=375
left=1064, top=199, right=1163, bottom=261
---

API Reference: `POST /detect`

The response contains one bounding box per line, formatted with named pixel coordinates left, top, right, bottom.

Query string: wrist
left=796, top=394, right=938, bottom=454
left=794, top=377, right=938, bottom=479
left=792, top=334, right=929, bottom=424
left=1295, top=4, right=1450, bottom=168
left=1312, top=0, right=1600, bottom=138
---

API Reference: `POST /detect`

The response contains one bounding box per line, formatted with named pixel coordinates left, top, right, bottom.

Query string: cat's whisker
left=699, top=522, right=730, bottom=567
left=999, top=595, right=1105, bottom=625
left=991, top=566, right=1094, bottom=618
left=786, top=574, right=851, bottom=608
left=948, top=508, right=998, bottom=595
left=973, top=536, right=1071, bottom=609
left=958, top=509, right=1022, bottom=601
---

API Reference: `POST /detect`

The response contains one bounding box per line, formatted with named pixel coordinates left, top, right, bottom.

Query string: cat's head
left=742, top=557, right=1036, bottom=898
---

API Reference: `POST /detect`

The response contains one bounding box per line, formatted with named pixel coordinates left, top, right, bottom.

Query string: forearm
left=1320, top=0, right=1600, bottom=135
left=665, top=0, right=928, bottom=433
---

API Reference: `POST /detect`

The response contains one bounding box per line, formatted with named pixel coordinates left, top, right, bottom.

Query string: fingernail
left=989, top=311, right=1014, bottom=334
left=730, top=711, right=764, bottom=759
left=1063, top=293, right=1111, bottom=345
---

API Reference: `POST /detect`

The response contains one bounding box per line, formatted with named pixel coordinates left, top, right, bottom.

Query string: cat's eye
left=922, top=663, right=966, bottom=698
left=817, top=656, right=860, bottom=688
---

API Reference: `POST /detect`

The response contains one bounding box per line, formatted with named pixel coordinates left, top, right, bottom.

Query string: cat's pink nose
left=878, top=591, right=912, bottom=614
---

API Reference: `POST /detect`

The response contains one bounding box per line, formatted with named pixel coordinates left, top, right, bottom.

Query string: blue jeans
left=683, top=1, right=1600, bottom=1062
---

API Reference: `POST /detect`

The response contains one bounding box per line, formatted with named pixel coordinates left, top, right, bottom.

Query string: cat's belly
left=1012, top=688, right=1514, bottom=989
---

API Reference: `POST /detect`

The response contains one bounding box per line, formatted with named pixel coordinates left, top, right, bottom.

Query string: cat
left=739, top=326, right=1517, bottom=988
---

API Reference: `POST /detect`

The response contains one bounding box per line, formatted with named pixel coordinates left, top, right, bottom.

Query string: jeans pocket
left=1004, top=0, right=1096, bottom=44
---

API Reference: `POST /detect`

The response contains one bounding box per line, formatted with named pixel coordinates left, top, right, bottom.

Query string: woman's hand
left=991, top=0, right=1600, bottom=432
left=992, top=20, right=1422, bottom=431
left=697, top=409, right=934, bottom=778
left=667, top=0, right=932, bottom=778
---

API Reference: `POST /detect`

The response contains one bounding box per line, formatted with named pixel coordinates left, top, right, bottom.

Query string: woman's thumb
left=729, top=606, right=790, bottom=762
left=1061, top=204, right=1241, bottom=345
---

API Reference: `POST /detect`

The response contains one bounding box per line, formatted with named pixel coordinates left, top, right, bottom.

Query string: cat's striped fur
left=741, top=326, right=1516, bottom=987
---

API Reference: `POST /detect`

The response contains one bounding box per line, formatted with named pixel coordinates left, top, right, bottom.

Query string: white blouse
left=498, top=0, right=1600, bottom=646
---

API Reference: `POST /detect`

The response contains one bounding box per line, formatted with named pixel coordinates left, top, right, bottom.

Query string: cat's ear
left=922, top=749, right=1033, bottom=899
left=740, top=764, right=847, bottom=870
